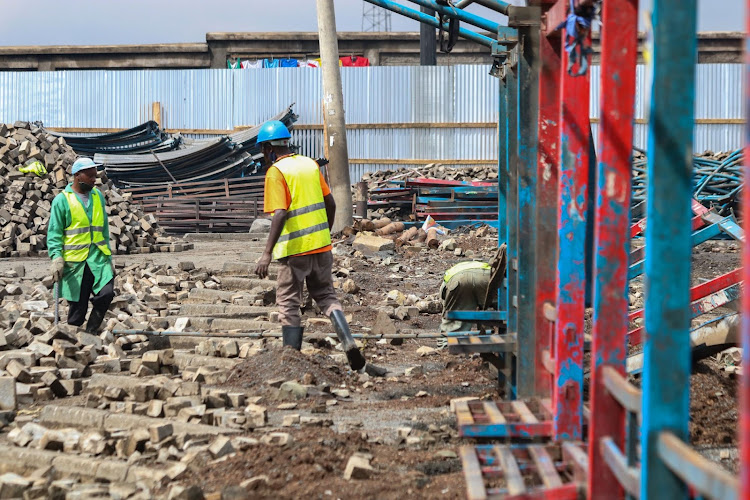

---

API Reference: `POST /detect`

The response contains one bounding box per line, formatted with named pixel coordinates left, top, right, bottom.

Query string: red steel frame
left=535, top=30, right=562, bottom=400
left=552, top=30, right=590, bottom=441
left=587, top=0, right=639, bottom=497
left=742, top=0, right=750, bottom=496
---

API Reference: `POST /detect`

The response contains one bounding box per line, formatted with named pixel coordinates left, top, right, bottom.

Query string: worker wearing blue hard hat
left=254, top=120, right=370, bottom=373
left=47, top=157, right=115, bottom=333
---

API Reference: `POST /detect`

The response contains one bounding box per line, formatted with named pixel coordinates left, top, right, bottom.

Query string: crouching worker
left=440, top=244, right=506, bottom=333
left=47, top=157, right=115, bottom=333
left=253, top=120, right=366, bottom=371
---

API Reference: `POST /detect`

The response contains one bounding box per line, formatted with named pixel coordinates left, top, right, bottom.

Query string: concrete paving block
left=0, top=472, right=30, bottom=498
left=343, top=454, right=375, bottom=480
left=208, top=435, right=234, bottom=458
left=0, top=378, right=16, bottom=411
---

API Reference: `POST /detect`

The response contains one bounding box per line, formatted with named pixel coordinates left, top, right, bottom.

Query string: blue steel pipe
left=457, top=0, right=512, bottom=15
left=403, top=0, right=512, bottom=36
left=363, top=0, right=498, bottom=47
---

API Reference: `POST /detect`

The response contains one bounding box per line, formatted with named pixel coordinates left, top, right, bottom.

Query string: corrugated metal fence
left=0, top=65, right=741, bottom=182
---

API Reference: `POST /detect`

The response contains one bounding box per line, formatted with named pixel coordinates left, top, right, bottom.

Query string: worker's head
left=71, top=157, right=100, bottom=192
left=257, top=120, right=292, bottom=166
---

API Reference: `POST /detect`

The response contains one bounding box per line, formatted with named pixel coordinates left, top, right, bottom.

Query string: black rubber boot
left=85, top=308, right=106, bottom=334
left=329, top=310, right=366, bottom=371
left=282, top=326, right=304, bottom=351
left=364, top=363, right=388, bottom=377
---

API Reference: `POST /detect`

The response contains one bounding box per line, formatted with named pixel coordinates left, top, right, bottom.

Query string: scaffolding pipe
left=456, top=0, right=511, bottom=15
left=362, top=0, right=498, bottom=47
left=403, top=0, right=507, bottom=34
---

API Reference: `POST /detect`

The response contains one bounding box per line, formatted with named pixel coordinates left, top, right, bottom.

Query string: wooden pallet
left=448, top=334, right=516, bottom=354
left=455, top=399, right=554, bottom=439
left=460, top=443, right=587, bottom=500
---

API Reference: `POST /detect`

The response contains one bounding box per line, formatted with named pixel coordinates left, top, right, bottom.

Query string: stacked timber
left=0, top=121, right=183, bottom=258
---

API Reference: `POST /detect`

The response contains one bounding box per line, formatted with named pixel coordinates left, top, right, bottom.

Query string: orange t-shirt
left=264, top=158, right=332, bottom=256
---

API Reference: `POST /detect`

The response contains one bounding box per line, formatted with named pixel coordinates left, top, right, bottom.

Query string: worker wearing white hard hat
left=47, top=157, right=115, bottom=333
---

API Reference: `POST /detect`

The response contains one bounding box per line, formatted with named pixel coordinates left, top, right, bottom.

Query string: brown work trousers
left=276, top=250, right=343, bottom=327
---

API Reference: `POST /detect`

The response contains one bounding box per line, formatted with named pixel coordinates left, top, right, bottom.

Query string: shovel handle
left=53, top=282, right=59, bottom=326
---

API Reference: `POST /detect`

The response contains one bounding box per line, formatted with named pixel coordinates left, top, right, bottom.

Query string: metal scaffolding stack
left=364, top=0, right=747, bottom=498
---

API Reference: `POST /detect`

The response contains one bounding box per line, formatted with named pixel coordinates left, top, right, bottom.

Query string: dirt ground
left=171, top=344, right=497, bottom=499
left=0, top=230, right=742, bottom=498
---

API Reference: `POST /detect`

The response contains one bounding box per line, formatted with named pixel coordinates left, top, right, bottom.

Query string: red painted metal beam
left=630, top=218, right=647, bottom=238
left=588, top=0, right=639, bottom=498
left=628, top=268, right=742, bottom=323
left=742, top=0, right=750, bottom=494
left=534, top=32, right=562, bottom=399
left=553, top=32, right=589, bottom=441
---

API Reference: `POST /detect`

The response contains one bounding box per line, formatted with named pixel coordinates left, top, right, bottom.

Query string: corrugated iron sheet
left=0, top=64, right=742, bottom=182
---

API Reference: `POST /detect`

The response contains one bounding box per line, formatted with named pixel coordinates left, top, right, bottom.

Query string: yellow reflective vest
left=62, top=189, right=111, bottom=262
left=271, top=155, right=332, bottom=260
left=444, top=261, right=490, bottom=283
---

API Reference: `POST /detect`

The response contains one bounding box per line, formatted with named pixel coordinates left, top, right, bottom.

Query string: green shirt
left=47, top=183, right=113, bottom=302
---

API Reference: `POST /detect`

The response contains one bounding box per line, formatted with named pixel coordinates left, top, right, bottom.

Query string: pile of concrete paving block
left=0, top=121, right=189, bottom=257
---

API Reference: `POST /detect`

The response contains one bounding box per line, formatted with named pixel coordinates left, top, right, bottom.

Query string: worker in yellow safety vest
left=253, top=120, right=371, bottom=372
left=47, top=157, right=115, bottom=333
left=440, top=245, right=506, bottom=333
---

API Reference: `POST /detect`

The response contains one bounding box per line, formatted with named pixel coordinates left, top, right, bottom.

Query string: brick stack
left=0, top=121, right=184, bottom=257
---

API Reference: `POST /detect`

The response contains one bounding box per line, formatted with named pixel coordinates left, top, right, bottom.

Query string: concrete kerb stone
left=0, top=444, right=162, bottom=484
left=177, top=304, right=274, bottom=318
left=183, top=233, right=263, bottom=242
left=39, top=405, right=106, bottom=429
left=219, top=277, right=276, bottom=291
left=173, top=352, right=240, bottom=371
left=38, top=405, right=240, bottom=436
left=0, top=446, right=54, bottom=475
left=206, top=319, right=276, bottom=331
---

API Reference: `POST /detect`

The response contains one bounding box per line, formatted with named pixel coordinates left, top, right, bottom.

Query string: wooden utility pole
left=316, top=0, right=353, bottom=232
left=420, top=7, right=437, bottom=66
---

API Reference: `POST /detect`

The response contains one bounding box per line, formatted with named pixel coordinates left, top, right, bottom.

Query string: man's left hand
left=255, top=252, right=272, bottom=279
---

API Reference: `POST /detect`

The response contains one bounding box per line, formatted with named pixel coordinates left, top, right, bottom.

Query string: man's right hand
left=50, top=257, right=65, bottom=283
left=254, top=252, right=272, bottom=279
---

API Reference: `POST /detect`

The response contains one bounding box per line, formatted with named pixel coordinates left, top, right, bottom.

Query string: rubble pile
left=0, top=121, right=185, bottom=258
left=340, top=217, right=493, bottom=258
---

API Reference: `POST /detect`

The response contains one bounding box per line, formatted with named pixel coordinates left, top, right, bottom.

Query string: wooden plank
left=600, top=437, right=641, bottom=498
left=562, top=442, right=589, bottom=481
left=657, top=432, right=739, bottom=500
left=602, top=366, right=642, bottom=414
left=527, top=445, right=564, bottom=488
left=495, top=446, right=526, bottom=496
left=511, top=401, right=539, bottom=424
left=45, top=117, right=745, bottom=136
left=482, top=402, right=507, bottom=425
left=454, top=401, right=476, bottom=427
left=460, top=446, right=487, bottom=500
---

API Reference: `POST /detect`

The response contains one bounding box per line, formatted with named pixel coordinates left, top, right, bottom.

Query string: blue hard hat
left=257, top=120, right=291, bottom=144
left=72, top=157, right=101, bottom=175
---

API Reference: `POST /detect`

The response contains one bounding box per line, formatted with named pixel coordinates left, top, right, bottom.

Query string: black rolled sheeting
left=46, top=121, right=180, bottom=155
left=95, top=106, right=298, bottom=190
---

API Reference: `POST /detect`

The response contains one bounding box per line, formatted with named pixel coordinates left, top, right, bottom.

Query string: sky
left=0, top=0, right=743, bottom=46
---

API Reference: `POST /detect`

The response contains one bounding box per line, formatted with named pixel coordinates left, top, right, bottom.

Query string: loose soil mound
left=225, top=345, right=347, bottom=390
